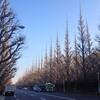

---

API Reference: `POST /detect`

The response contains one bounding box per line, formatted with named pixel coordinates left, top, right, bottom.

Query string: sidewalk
left=0, top=96, right=5, bottom=100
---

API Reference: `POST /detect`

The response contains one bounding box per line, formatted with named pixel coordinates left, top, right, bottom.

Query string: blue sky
left=9, top=0, right=100, bottom=83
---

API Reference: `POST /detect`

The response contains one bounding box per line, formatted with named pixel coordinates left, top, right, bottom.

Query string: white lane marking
left=14, top=95, right=16, bottom=98
left=38, top=93, right=76, bottom=100
left=31, top=94, right=34, bottom=96
left=40, top=97, right=46, bottom=100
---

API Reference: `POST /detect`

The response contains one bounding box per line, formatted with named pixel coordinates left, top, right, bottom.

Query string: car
left=33, top=85, right=41, bottom=92
left=4, top=85, right=15, bottom=96
left=39, top=85, right=46, bottom=92
left=23, top=87, right=28, bottom=90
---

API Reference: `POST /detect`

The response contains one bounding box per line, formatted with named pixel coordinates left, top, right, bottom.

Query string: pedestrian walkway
left=0, top=96, right=5, bottom=100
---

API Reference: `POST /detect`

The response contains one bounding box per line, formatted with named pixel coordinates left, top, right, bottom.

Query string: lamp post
left=97, top=72, right=100, bottom=93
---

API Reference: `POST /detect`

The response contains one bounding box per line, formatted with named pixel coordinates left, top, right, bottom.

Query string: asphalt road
left=4, top=89, right=100, bottom=100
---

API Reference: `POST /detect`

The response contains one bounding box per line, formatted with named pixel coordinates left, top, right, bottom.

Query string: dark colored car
left=4, top=85, right=15, bottom=96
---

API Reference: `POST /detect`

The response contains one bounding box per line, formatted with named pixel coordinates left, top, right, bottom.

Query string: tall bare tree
left=54, top=33, right=62, bottom=83
left=49, top=40, right=53, bottom=83
left=43, top=47, right=49, bottom=83
left=0, top=0, right=24, bottom=89
left=64, top=21, right=72, bottom=81
left=73, top=34, right=80, bottom=80
left=77, top=9, right=87, bottom=80
left=63, top=21, right=72, bottom=92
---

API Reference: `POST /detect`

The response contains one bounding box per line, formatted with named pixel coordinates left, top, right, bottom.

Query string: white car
left=4, top=85, right=15, bottom=96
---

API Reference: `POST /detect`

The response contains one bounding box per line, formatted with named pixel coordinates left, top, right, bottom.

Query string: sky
left=9, top=0, right=100, bottom=83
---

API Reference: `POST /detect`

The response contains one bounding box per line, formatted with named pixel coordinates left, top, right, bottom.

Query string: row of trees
left=0, top=0, right=24, bottom=92
left=17, top=9, right=100, bottom=92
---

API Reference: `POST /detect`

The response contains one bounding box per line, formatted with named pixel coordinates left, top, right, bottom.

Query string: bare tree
left=0, top=0, right=24, bottom=88
left=49, top=40, right=53, bottom=83
left=77, top=9, right=87, bottom=80
left=43, top=47, right=49, bottom=83
left=86, top=21, right=93, bottom=56
left=73, top=34, right=81, bottom=80
left=63, top=21, right=72, bottom=92
left=96, top=23, right=100, bottom=52
left=64, top=21, right=72, bottom=81
left=54, top=33, right=62, bottom=83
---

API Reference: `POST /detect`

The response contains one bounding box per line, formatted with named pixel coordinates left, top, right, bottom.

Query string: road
left=4, top=89, right=100, bottom=100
